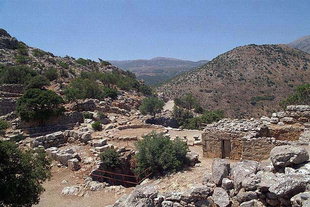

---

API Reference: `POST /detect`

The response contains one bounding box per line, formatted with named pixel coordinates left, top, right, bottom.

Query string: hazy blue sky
left=0, top=0, right=309, bottom=61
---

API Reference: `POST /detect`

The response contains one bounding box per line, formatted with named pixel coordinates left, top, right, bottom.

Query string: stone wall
left=21, top=112, right=83, bottom=136
left=0, top=98, right=17, bottom=116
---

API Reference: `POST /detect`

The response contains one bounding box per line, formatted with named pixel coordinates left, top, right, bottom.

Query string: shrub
left=0, top=119, right=9, bottom=134
left=172, top=106, right=194, bottom=126
left=44, top=67, right=59, bottom=81
left=139, top=96, right=164, bottom=117
left=83, top=112, right=93, bottom=119
left=250, top=95, right=275, bottom=105
left=138, top=84, right=153, bottom=96
left=16, top=89, right=65, bottom=123
left=64, top=78, right=104, bottom=101
left=134, top=132, right=188, bottom=176
left=0, top=141, right=51, bottom=207
left=103, top=87, right=119, bottom=100
left=58, top=61, right=69, bottom=69
left=99, top=149, right=121, bottom=170
left=76, top=58, right=92, bottom=66
left=17, top=42, right=28, bottom=56
left=92, top=121, right=102, bottom=131
left=10, top=134, right=26, bottom=142
left=174, top=94, right=199, bottom=110
left=26, top=75, right=50, bottom=89
left=280, top=84, right=310, bottom=108
left=15, top=55, right=31, bottom=64
left=32, top=48, right=47, bottom=57
left=0, top=65, right=38, bottom=84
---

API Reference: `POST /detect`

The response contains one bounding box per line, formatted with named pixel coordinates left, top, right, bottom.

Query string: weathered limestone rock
left=239, top=199, right=266, bottom=207
left=68, top=158, right=80, bottom=171
left=182, top=184, right=212, bottom=202
left=222, top=178, right=234, bottom=190
left=231, top=160, right=259, bottom=190
left=113, top=184, right=158, bottom=207
left=186, top=151, right=199, bottom=166
left=242, top=174, right=260, bottom=191
left=61, top=186, right=81, bottom=195
left=211, top=158, right=230, bottom=186
left=236, top=190, right=258, bottom=203
left=290, top=191, right=310, bottom=207
left=212, top=187, right=230, bottom=207
left=92, top=139, right=107, bottom=147
left=270, top=145, right=309, bottom=169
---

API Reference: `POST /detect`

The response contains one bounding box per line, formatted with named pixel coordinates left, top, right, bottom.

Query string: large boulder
left=270, top=145, right=309, bottom=169
left=212, top=187, right=230, bottom=207
left=231, top=160, right=259, bottom=190
left=113, top=184, right=158, bottom=207
left=211, top=159, right=230, bottom=186
left=182, top=184, right=213, bottom=203
left=239, top=199, right=266, bottom=207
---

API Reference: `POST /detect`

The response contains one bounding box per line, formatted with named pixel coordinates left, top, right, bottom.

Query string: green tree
left=174, top=94, right=199, bottom=110
left=26, top=75, right=50, bottom=89
left=64, top=78, right=104, bottom=100
left=0, top=65, right=37, bottom=84
left=44, top=68, right=59, bottom=81
left=0, top=119, right=9, bottom=135
left=139, top=97, right=164, bottom=117
left=16, top=89, right=65, bottom=123
left=172, top=106, right=194, bottom=126
left=99, top=149, right=121, bottom=170
left=134, top=132, right=188, bottom=176
left=280, top=84, right=310, bottom=108
left=0, top=141, right=51, bottom=207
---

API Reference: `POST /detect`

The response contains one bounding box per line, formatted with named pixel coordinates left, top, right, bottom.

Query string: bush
left=26, top=75, right=50, bottom=89
left=58, top=61, right=69, bottom=69
left=44, top=67, right=59, bottom=81
left=64, top=78, right=104, bottom=101
left=0, top=65, right=38, bottom=84
left=134, top=132, right=188, bottom=175
left=139, top=96, right=164, bottom=117
left=92, top=121, right=102, bottom=131
left=172, top=106, right=194, bottom=126
left=16, top=89, right=65, bottom=123
left=102, top=87, right=119, bottom=100
left=250, top=95, right=275, bottom=105
left=15, top=55, right=31, bottom=64
left=0, top=119, right=9, bottom=134
left=0, top=141, right=51, bottom=207
left=76, top=58, right=93, bottom=66
left=17, top=42, right=28, bottom=56
left=138, top=84, right=153, bottom=96
left=83, top=112, right=93, bottom=119
left=99, top=149, right=121, bottom=170
left=174, top=94, right=199, bottom=110
left=280, top=84, right=310, bottom=108
left=32, top=48, right=47, bottom=57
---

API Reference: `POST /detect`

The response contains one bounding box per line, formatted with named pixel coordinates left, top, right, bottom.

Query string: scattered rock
left=211, top=158, right=230, bottom=186
left=212, top=187, right=230, bottom=207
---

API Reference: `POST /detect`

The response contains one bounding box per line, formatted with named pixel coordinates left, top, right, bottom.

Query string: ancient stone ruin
left=202, top=105, right=310, bottom=161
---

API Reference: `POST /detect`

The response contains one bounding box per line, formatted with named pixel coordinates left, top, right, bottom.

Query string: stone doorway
left=221, top=140, right=231, bottom=158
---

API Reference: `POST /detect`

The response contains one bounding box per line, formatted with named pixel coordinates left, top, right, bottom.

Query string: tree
left=26, top=75, right=50, bottom=89
left=174, top=94, right=199, bottom=110
left=134, top=132, right=188, bottom=176
left=99, top=149, right=121, bottom=170
left=44, top=68, right=58, bottom=81
left=139, top=97, right=164, bottom=117
left=16, top=89, right=65, bottom=123
left=0, top=141, right=51, bottom=207
left=0, top=65, right=37, bottom=84
left=280, top=84, right=310, bottom=108
left=172, top=106, right=194, bottom=126
left=0, top=119, right=9, bottom=135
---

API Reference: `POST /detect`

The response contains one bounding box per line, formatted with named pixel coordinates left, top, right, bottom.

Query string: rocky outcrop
left=270, top=145, right=309, bottom=169
left=211, top=159, right=230, bottom=186
left=0, top=29, right=18, bottom=49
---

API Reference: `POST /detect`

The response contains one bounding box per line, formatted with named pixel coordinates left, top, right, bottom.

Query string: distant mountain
left=158, top=44, right=310, bottom=118
left=288, top=35, right=310, bottom=54
left=110, top=57, right=208, bottom=85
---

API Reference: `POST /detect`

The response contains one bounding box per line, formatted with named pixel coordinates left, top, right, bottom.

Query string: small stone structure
left=202, top=105, right=310, bottom=161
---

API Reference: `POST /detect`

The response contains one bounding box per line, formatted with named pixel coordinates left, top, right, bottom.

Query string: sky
left=0, top=0, right=309, bottom=61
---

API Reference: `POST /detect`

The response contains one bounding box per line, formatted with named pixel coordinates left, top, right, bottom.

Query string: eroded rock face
left=0, top=29, right=18, bottom=49
left=290, top=191, right=310, bottom=207
left=211, top=158, right=230, bottom=186
left=270, top=145, right=309, bottom=169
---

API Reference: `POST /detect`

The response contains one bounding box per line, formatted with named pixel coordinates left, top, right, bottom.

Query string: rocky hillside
left=110, top=57, right=208, bottom=85
left=288, top=35, right=310, bottom=54
left=158, top=44, right=310, bottom=118
left=0, top=28, right=122, bottom=83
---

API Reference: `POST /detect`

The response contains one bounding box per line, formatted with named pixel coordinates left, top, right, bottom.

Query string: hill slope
left=0, top=28, right=122, bottom=83
left=288, top=35, right=310, bottom=54
left=158, top=44, right=310, bottom=118
left=110, top=57, right=208, bottom=85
